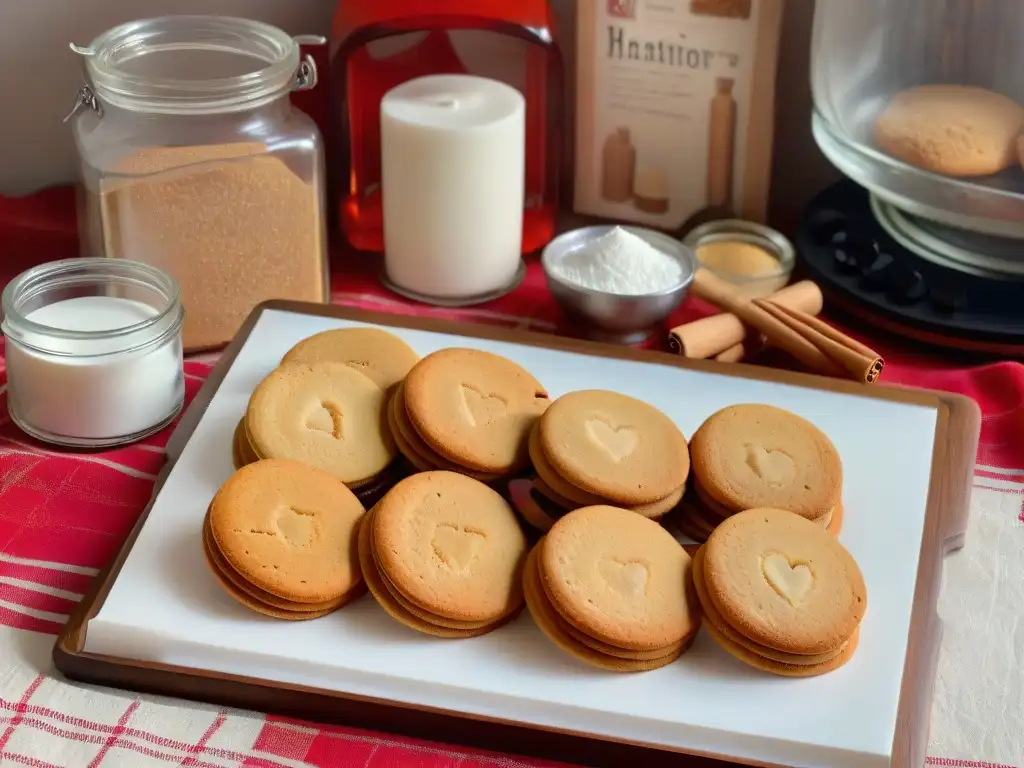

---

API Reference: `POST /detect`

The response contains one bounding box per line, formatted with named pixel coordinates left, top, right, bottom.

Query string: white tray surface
left=87, top=309, right=939, bottom=768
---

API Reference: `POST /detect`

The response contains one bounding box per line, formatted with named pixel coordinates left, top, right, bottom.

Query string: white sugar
left=553, top=227, right=684, bottom=295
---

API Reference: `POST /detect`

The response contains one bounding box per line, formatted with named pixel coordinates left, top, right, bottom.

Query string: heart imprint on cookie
left=458, top=385, right=508, bottom=427
left=238, top=507, right=318, bottom=548
left=598, top=558, right=650, bottom=597
left=306, top=401, right=344, bottom=440
left=743, top=443, right=796, bottom=485
left=585, top=418, right=639, bottom=462
left=761, top=553, right=813, bottom=606
left=431, top=524, right=486, bottom=570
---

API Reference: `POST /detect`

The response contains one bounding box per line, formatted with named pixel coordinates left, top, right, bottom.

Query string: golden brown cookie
left=403, top=348, right=550, bottom=475
left=875, top=85, right=1024, bottom=177
left=203, top=513, right=349, bottom=613
left=529, top=426, right=683, bottom=517
left=529, top=424, right=607, bottom=506
left=281, top=327, right=420, bottom=390
left=246, top=361, right=396, bottom=486
left=202, top=537, right=341, bottom=621
left=703, top=508, right=867, bottom=655
left=373, top=471, right=528, bottom=623
left=523, top=543, right=687, bottom=672
left=232, top=419, right=245, bottom=470
left=202, top=512, right=362, bottom=620
left=233, top=417, right=261, bottom=469
left=208, top=459, right=366, bottom=603
left=690, top=404, right=842, bottom=520
left=540, top=506, right=700, bottom=651
left=539, top=390, right=689, bottom=506
left=691, top=546, right=848, bottom=666
left=704, top=619, right=859, bottom=678
left=389, top=383, right=501, bottom=482
left=386, top=388, right=435, bottom=473
left=357, top=508, right=501, bottom=639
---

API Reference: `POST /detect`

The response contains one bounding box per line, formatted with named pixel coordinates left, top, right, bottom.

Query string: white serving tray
left=58, top=302, right=979, bottom=768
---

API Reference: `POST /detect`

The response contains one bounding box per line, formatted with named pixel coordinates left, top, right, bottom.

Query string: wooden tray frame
left=54, top=300, right=981, bottom=768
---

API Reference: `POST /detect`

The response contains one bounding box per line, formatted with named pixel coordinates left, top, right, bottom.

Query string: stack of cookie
left=235, top=327, right=420, bottom=502
left=203, top=459, right=367, bottom=621
left=666, top=404, right=843, bottom=543
left=387, top=348, right=550, bottom=483
left=516, top=390, right=690, bottom=532
left=358, top=471, right=528, bottom=638
left=693, top=508, right=867, bottom=677
left=525, top=506, right=701, bottom=672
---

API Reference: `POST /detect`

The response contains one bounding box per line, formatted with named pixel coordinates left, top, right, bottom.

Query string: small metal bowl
left=541, top=225, right=697, bottom=345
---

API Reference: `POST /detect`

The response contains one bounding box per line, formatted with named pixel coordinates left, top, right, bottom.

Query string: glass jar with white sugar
left=1, top=258, right=185, bottom=448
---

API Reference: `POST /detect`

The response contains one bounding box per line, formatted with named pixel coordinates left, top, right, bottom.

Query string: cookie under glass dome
left=810, top=0, right=1024, bottom=240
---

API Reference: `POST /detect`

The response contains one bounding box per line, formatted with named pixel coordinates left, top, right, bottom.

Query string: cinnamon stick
left=754, top=299, right=885, bottom=384
left=668, top=279, right=823, bottom=359
left=689, top=270, right=845, bottom=377
left=714, top=343, right=747, bottom=363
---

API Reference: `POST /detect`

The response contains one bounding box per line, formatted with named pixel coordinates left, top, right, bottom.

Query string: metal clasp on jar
left=292, top=35, right=326, bottom=92
left=63, top=84, right=102, bottom=123
left=63, top=42, right=102, bottom=123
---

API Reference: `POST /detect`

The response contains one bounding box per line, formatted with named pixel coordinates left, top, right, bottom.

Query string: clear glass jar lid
left=71, top=15, right=311, bottom=115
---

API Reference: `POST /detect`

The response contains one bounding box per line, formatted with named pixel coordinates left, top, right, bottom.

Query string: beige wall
left=0, top=0, right=835, bottom=232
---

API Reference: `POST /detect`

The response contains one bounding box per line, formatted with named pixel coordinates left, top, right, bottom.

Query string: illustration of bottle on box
left=600, top=127, right=636, bottom=203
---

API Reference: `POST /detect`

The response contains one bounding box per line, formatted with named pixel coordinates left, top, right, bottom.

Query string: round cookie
left=281, top=327, right=420, bottom=390
left=529, top=425, right=607, bottom=506
left=690, top=404, right=842, bottom=520
left=703, top=508, right=867, bottom=655
left=403, top=348, right=550, bottom=474
left=875, top=85, right=1024, bottom=177
left=389, top=383, right=500, bottom=482
left=387, top=389, right=435, bottom=473
left=366, top=513, right=502, bottom=630
left=523, top=544, right=686, bottom=673
left=372, top=471, right=528, bottom=623
left=539, top=390, right=689, bottom=506
left=703, top=620, right=859, bottom=678
left=357, top=508, right=506, bottom=639
left=691, top=546, right=848, bottom=666
left=202, top=513, right=352, bottom=614
left=540, top=506, right=699, bottom=652
left=530, top=426, right=683, bottom=517
left=232, top=419, right=246, bottom=470
left=246, top=361, right=396, bottom=485
left=233, top=417, right=261, bottom=469
left=209, top=459, right=366, bottom=603
left=203, top=538, right=341, bottom=621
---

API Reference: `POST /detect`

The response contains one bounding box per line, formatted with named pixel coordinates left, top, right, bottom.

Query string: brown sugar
left=697, top=240, right=780, bottom=276
left=97, top=143, right=326, bottom=351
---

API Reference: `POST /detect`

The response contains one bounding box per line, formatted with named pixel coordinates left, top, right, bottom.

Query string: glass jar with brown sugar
left=68, top=15, right=329, bottom=352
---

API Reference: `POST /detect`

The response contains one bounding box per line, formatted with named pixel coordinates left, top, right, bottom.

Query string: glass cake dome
left=810, top=0, right=1024, bottom=242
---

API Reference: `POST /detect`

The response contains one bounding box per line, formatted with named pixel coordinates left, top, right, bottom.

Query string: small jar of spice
left=68, top=15, right=329, bottom=352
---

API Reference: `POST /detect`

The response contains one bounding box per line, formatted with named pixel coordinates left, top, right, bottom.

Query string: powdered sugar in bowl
left=542, top=225, right=696, bottom=344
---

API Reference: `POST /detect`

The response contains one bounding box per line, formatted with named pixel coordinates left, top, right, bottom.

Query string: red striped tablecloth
left=0, top=189, right=1021, bottom=768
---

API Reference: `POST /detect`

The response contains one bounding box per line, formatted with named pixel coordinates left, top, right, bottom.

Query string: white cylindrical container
left=381, top=74, right=526, bottom=303
left=1, top=258, right=186, bottom=448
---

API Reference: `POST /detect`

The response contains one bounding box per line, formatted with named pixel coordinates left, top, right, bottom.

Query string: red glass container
left=329, top=0, right=563, bottom=255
